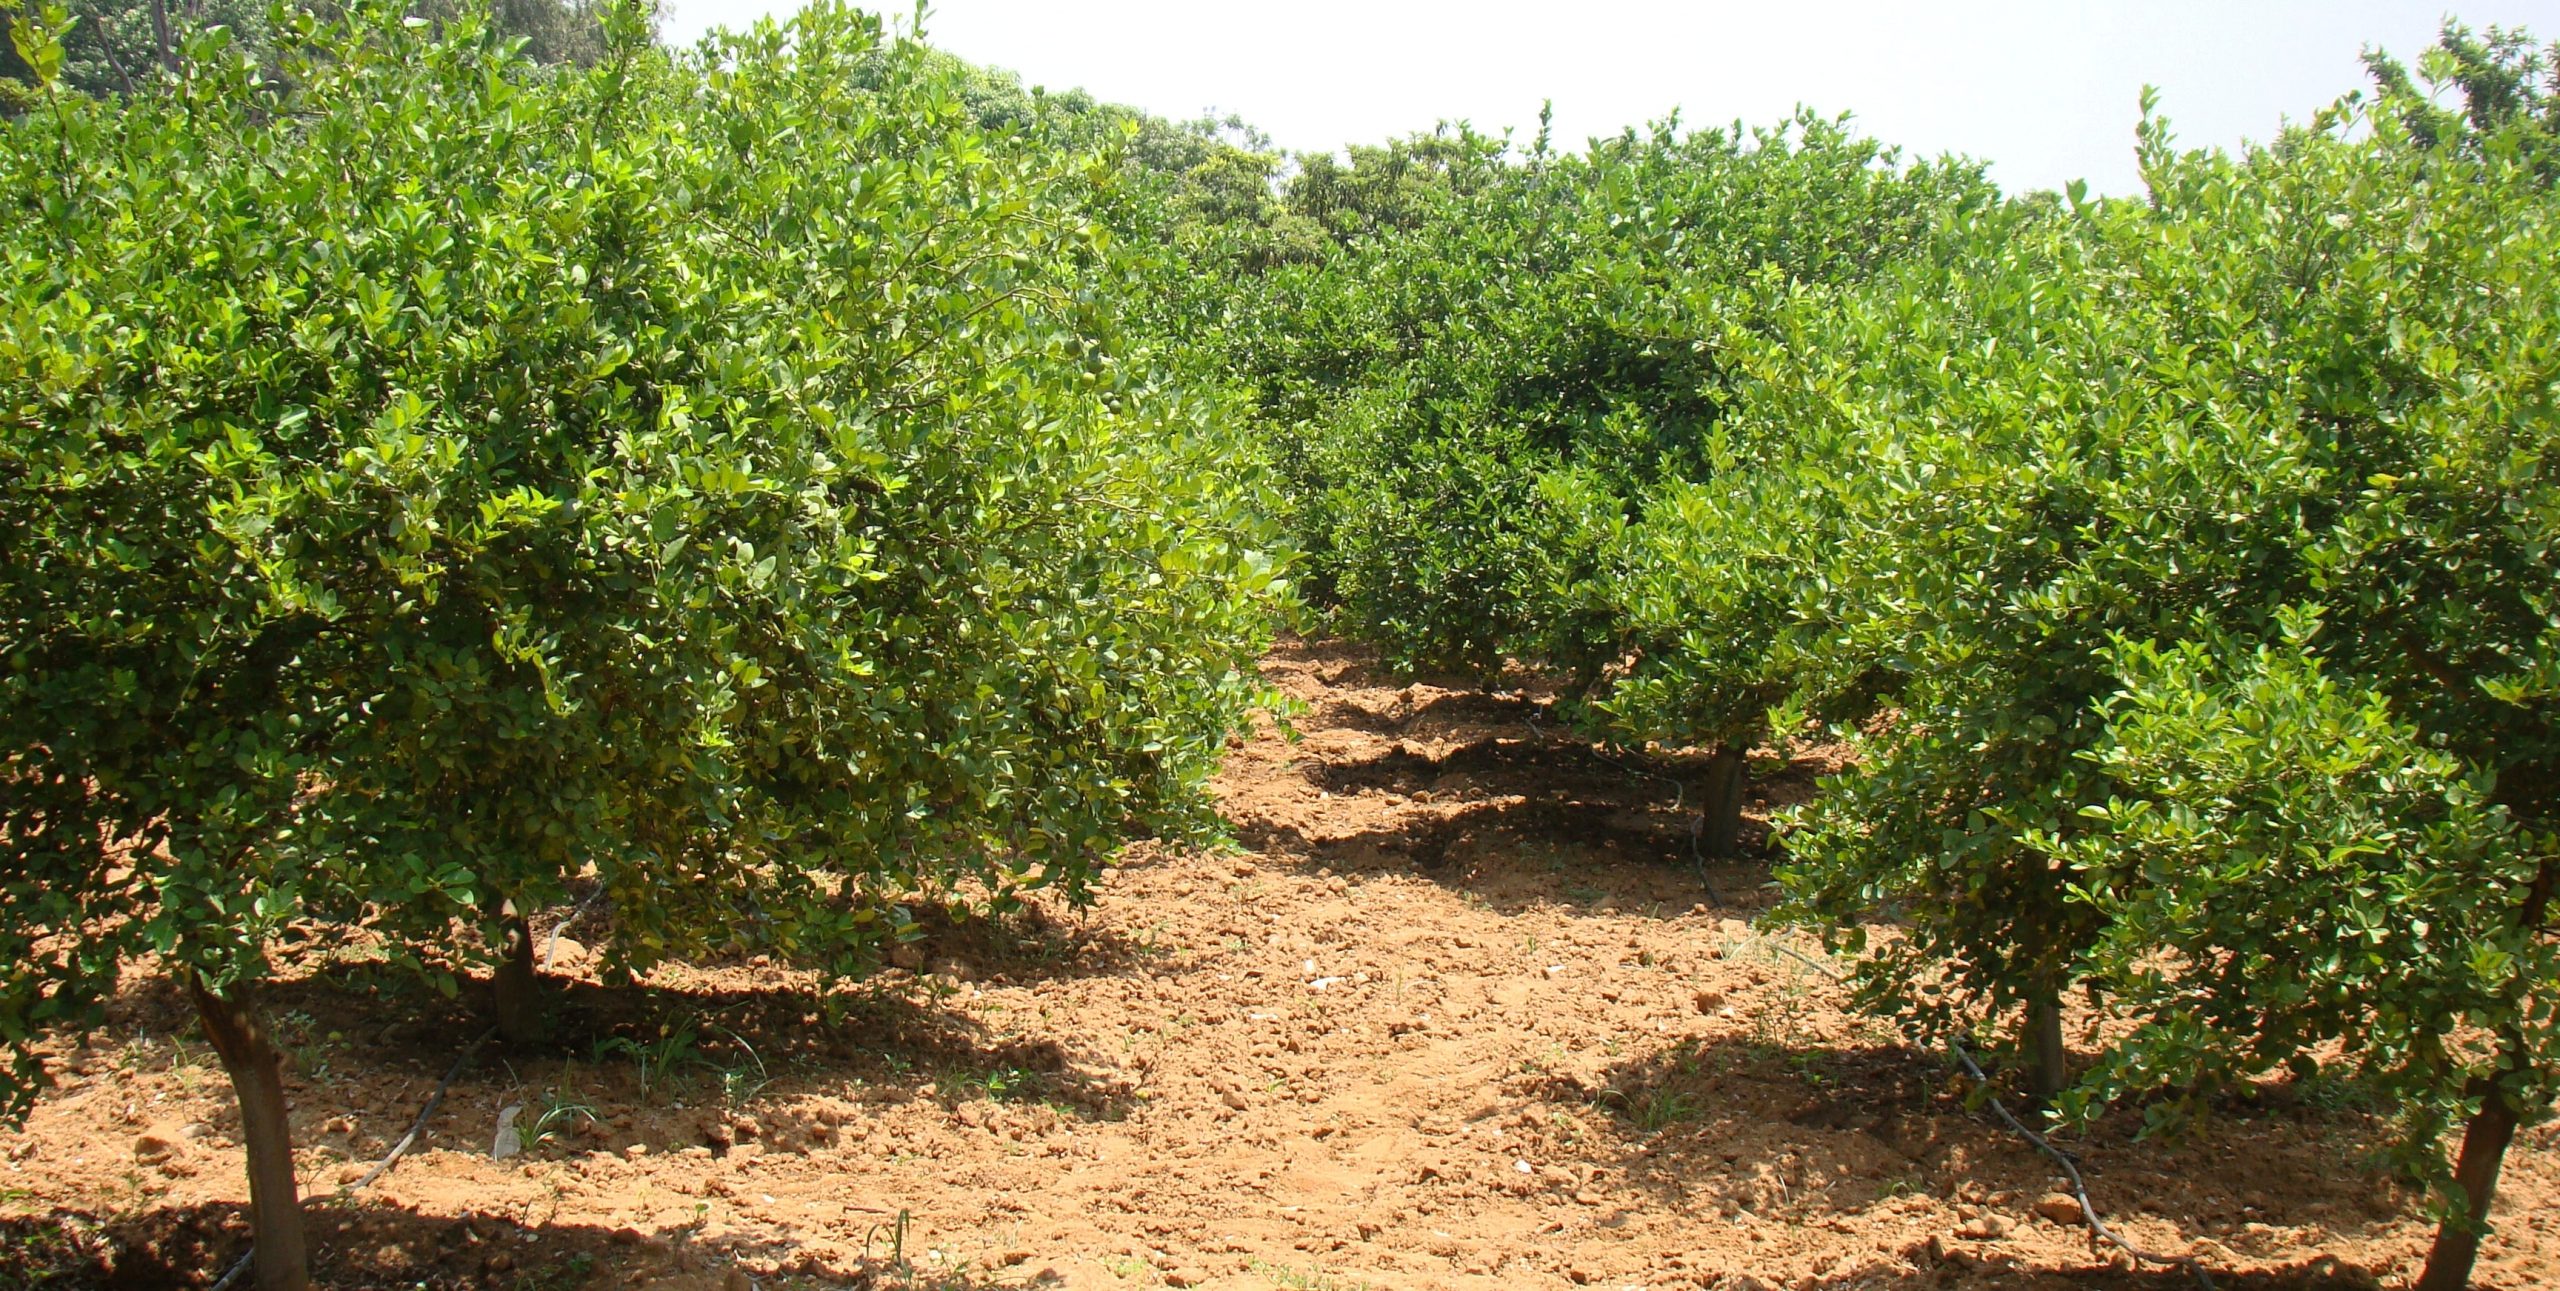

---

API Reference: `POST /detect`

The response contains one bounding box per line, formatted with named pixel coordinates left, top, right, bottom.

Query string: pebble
left=2034, top=1192, right=2084, bottom=1225
left=131, top=1130, right=185, bottom=1164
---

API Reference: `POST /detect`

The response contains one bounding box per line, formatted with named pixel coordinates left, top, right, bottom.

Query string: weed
left=1249, top=1258, right=1374, bottom=1290
left=591, top=1017, right=704, bottom=1103
left=531, top=1083, right=599, bottom=1150
left=1605, top=1086, right=1702, bottom=1133
left=1134, top=918, right=1181, bottom=958
left=934, top=1064, right=1044, bottom=1105
left=1785, top=1049, right=1835, bottom=1088
left=508, top=1252, right=596, bottom=1291
left=166, top=1039, right=205, bottom=1097
left=274, top=1011, right=336, bottom=1081
left=705, top=1023, right=771, bottom=1106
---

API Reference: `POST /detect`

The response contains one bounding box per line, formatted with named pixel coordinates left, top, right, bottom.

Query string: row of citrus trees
left=5, top=4, right=2556, bottom=1288
left=0, top=5, right=1283, bottom=1288
left=1193, top=28, right=2559, bottom=1291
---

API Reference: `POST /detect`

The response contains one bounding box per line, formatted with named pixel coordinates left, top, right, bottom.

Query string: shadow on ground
left=1240, top=730, right=1808, bottom=917
left=0, top=1199, right=1072, bottom=1290
left=1527, top=1031, right=2418, bottom=1291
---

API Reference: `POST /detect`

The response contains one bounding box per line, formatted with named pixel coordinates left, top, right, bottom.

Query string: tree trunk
left=492, top=902, right=543, bottom=1047
left=2026, top=988, right=2068, bottom=1108
left=185, top=972, right=309, bottom=1291
left=2416, top=857, right=2553, bottom=1291
left=1698, top=746, right=1749, bottom=859
left=2415, top=1068, right=2527, bottom=1291
left=147, top=0, right=175, bottom=77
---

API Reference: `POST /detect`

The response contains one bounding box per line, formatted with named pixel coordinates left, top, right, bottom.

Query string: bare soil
left=4, top=638, right=2554, bottom=1290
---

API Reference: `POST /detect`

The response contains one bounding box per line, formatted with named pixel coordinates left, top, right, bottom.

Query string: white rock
left=491, top=1104, right=523, bottom=1161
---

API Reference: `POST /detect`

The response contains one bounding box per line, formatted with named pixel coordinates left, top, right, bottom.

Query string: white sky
left=660, top=2, right=2560, bottom=194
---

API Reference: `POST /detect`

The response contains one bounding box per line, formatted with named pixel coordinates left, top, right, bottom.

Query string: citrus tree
left=1756, top=42, right=2557, bottom=1286
left=0, top=5, right=1282, bottom=1287
left=1255, top=114, right=1988, bottom=682
left=1186, top=113, right=1994, bottom=854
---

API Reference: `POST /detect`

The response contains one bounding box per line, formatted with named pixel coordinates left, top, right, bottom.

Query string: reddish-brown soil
left=3, top=638, right=2554, bottom=1290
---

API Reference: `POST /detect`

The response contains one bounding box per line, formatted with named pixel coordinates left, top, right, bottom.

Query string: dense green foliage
left=2, top=3, right=2556, bottom=1284
left=0, top=0, right=1281, bottom=1114
left=0, top=0, right=628, bottom=105
left=1756, top=61, right=2558, bottom=1123
left=1213, top=115, right=1992, bottom=683
left=1150, top=23, right=2559, bottom=1281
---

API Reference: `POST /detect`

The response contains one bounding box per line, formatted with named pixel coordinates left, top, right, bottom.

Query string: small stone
left=547, top=937, right=589, bottom=969
left=2033, top=1192, right=2084, bottom=1225
left=132, top=1131, right=185, bottom=1164
left=1958, top=1214, right=2010, bottom=1240
left=623, top=1142, right=650, bottom=1159
left=1220, top=1087, right=1249, bottom=1112
left=1693, top=989, right=1725, bottom=1013
left=887, top=943, right=925, bottom=971
left=1165, top=1268, right=1208, bottom=1288
left=492, top=1103, right=524, bottom=1160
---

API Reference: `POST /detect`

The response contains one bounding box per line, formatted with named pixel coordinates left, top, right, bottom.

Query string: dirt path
left=4, top=639, right=2554, bottom=1289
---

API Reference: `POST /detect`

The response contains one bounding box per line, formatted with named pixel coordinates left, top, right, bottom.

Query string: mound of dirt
left=3, top=638, right=2551, bottom=1289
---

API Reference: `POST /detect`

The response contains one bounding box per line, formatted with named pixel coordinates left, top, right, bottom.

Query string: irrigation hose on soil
left=1765, top=942, right=2217, bottom=1290
left=210, top=1028, right=498, bottom=1291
